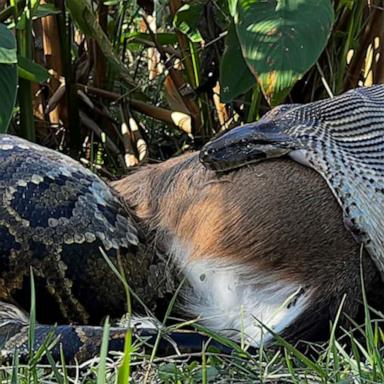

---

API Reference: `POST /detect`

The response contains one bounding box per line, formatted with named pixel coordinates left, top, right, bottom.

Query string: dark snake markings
left=0, top=135, right=173, bottom=362
left=200, top=84, right=384, bottom=278
left=0, top=135, right=140, bottom=318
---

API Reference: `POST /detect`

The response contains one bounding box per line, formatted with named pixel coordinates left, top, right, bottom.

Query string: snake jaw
left=200, top=122, right=298, bottom=172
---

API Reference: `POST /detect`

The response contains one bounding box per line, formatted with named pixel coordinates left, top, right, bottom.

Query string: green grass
left=2, top=301, right=384, bottom=384
left=2, top=258, right=384, bottom=383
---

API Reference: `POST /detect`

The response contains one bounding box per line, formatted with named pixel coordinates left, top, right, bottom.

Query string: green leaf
left=67, top=0, right=137, bottom=88
left=33, top=4, right=61, bottom=18
left=235, top=0, right=334, bottom=104
left=228, top=0, right=238, bottom=17
left=0, top=24, right=17, bottom=64
left=17, top=56, right=50, bottom=83
left=220, top=22, right=255, bottom=103
left=66, top=0, right=92, bottom=36
left=338, top=0, right=354, bottom=10
left=103, top=0, right=122, bottom=5
left=0, top=24, right=17, bottom=132
left=173, top=3, right=204, bottom=43
left=16, top=3, right=60, bottom=30
left=123, top=32, right=178, bottom=46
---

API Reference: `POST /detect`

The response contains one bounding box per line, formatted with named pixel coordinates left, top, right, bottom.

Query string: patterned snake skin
left=200, top=85, right=384, bottom=278
left=0, top=134, right=142, bottom=322
left=0, top=301, right=232, bottom=362
left=0, top=134, right=177, bottom=362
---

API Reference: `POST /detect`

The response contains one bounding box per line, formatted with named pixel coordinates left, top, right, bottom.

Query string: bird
left=200, top=84, right=384, bottom=284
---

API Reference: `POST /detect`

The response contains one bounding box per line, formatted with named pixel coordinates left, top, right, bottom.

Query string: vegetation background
left=1, top=0, right=382, bottom=178
left=1, top=0, right=384, bottom=382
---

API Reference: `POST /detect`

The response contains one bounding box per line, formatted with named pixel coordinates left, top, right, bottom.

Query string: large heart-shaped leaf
left=0, top=24, right=17, bottom=132
left=235, top=0, right=334, bottom=104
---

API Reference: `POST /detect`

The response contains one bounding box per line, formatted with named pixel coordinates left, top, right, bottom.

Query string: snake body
left=200, top=85, right=384, bottom=277
left=0, top=134, right=181, bottom=361
left=0, top=134, right=146, bottom=323
left=0, top=134, right=186, bottom=362
left=0, top=125, right=382, bottom=360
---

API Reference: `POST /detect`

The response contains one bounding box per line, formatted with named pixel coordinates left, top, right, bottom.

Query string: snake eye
left=204, top=148, right=215, bottom=155
left=200, top=147, right=216, bottom=163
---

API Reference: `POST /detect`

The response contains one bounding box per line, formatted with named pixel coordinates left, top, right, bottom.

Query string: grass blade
left=97, top=317, right=110, bottom=384
left=117, top=329, right=132, bottom=384
left=28, top=267, right=36, bottom=361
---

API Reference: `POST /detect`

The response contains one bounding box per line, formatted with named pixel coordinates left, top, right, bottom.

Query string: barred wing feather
left=285, top=85, right=384, bottom=274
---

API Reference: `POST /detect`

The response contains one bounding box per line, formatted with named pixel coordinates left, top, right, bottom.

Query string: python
left=0, top=134, right=381, bottom=361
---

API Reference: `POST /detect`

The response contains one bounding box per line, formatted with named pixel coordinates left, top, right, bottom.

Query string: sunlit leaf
left=228, top=0, right=238, bottom=17
left=235, top=0, right=334, bottom=104
left=173, top=3, right=204, bottom=43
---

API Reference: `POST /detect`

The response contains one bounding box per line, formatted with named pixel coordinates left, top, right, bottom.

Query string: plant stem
left=13, top=0, right=35, bottom=141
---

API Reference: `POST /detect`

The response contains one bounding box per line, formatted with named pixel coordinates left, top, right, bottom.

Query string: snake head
left=200, top=121, right=298, bottom=172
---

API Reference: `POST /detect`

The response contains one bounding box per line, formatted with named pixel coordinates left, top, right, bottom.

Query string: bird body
left=201, top=85, right=384, bottom=279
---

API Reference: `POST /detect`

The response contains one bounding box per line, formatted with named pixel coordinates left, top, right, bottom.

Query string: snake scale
left=0, top=135, right=236, bottom=363
left=0, top=134, right=179, bottom=362
left=200, top=84, right=384, bottom=279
